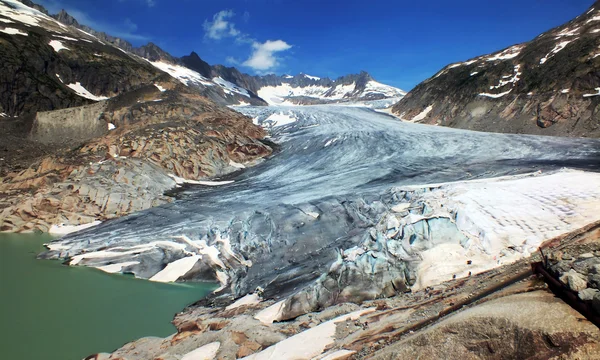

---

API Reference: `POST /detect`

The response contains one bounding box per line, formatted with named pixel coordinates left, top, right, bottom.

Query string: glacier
left=41, top=105, right=600, bottom=315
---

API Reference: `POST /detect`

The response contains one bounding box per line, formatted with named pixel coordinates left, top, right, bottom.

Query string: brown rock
left=236, top=341, right=262, bottom=358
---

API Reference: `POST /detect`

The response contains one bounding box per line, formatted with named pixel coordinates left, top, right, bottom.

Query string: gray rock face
left=0, top=1, right=164, bottom=117
left=41, top=106, right=600, bottom=315
left=29, top=102, right=107, bottom=144
left=560, top=270, right=588, bottom=292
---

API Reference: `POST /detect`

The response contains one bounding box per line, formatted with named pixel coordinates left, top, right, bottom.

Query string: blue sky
left=37, top=0, right=594, bottom=90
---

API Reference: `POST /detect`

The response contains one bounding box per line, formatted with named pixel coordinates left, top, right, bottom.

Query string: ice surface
left=46, top=106, right=600, bottom=297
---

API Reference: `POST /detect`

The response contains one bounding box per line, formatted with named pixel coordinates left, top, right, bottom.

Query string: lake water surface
left=0, top=233, right=215, bottom=360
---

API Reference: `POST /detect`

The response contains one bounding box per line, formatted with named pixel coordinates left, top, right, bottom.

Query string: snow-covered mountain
left=392, top=0, right=600, bottom=138
left=254, top=72, right=406, bottom=105
left=0, top=0, right=404, bottom=116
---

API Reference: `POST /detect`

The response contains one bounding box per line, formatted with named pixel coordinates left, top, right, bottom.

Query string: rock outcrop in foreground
left=93, top=221, right=600, bottom=360
left=392, top=1, right=600, bottom=137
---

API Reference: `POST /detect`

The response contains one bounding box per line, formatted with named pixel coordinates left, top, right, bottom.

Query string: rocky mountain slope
left=392, top=1, right=600, bottom=138
left=0, top=0, right=273, bottom=233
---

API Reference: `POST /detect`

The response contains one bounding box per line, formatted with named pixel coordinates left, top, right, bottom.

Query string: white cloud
left=203, top=10, right=293, bottom=72
left=226, top=56, right=240, bottom=65
left=203, top=10, right=240, bottom=40
left=243, top=40, right=292, bottom=71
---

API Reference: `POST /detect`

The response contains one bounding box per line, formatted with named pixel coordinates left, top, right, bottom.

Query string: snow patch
left=540, top=40, right=573, bottom=64
left=49, top=221, right=102, bottom=236
left=0, top=0, right=68, bottom=29
left=66, top=82, right=109, bottom=101
left=229, top=160, right=246, bottom=169
left=181, top=342, right=220, bottom=360
left=303, top=74, right=321, bottom=80
left=328, top=82, right=356, bottom=99
left=0, top=27, right=26, bottom=36
left=411, top=105, right=433, bottom=122
left=479, top=89, right=512, bottom=98
left=213, top=77, right=250, bottom=97
left=48, top=40, right=69, bottom=52
left=97, top=261, right=140, bottom=274
left=168, top=174, right=234, bottom=186
left=555, top=27, right=580, bottom=38
left=108, top=123, right=115, bottom=130
left=586, top=15, right=600, bottom=24
left=485, top=45, right=522, bottom=61
left=583, top=88, right=600, bottom=97
left=226, top=293, right=262, bottom=310
left=470, top=72, right=479, bottom=76
left=489, top=64, right=521, bottom=90
left=53, top=35, right=78, bottom=41
left=244, top=308, right=376, bottom=359
left=154, top=83, right=166, bottom=92
left=561, top=89, right=570, bottom=94
left=264, top=112, right=297, bottom=127
left=363, top=80, right=406, bottom=98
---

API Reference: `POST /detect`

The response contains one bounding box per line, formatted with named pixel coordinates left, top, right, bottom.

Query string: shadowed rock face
left=40, top=106, right=600, bottom=317
left=0, top=1, right=164, bottom=117
left=392, top=1, right=600, bottom=138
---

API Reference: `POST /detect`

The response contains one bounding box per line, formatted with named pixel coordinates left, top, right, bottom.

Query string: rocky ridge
left=392, top=1, right=600, bottom=138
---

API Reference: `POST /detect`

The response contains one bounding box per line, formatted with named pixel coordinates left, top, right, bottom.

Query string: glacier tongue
left=41, top=105, right=600, bottom=316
